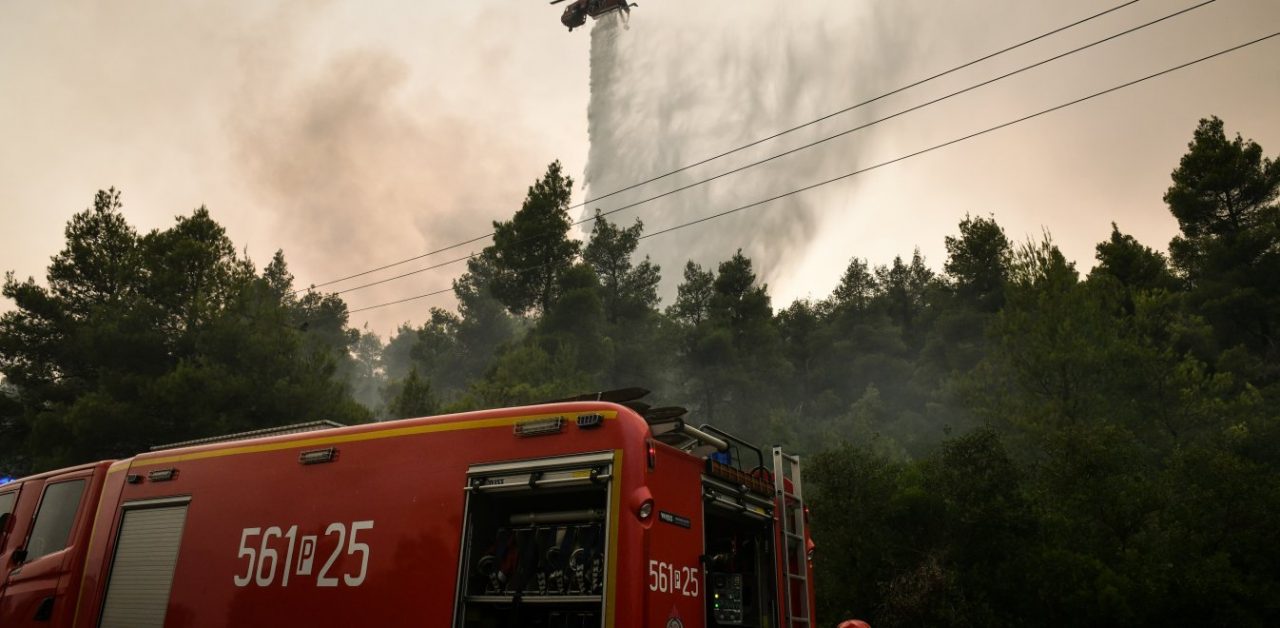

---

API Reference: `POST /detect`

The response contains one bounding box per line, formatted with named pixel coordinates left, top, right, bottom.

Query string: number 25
left=317, top=521, right=374, bottom=587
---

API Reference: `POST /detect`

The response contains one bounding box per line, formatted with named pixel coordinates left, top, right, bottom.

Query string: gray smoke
left=231, top=49, right=534, bottom=270
left=224, top=2, right=572, bottom=333
left=582, top=1, right=917, bottom=299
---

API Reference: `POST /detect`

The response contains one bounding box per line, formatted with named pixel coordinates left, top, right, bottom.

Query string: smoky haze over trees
left=3, top=117, right=1279, bottom=624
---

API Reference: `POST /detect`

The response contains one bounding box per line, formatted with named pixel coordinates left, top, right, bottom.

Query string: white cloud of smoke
left=582, top=1, right=918, bottom=298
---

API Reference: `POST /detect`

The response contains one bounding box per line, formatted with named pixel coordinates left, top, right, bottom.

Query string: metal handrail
left=699, top=424, right=765, bottom=470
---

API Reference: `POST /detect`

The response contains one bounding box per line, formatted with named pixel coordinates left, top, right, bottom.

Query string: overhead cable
left=303, top=0, right=1144, bottom=293
left=331, top=0, right=1210, bottom=298
left=347, top=30, right=1278, bottom=315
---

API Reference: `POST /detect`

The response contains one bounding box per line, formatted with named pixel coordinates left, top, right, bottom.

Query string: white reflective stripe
left=466, top=451, right=615, bottom=476
left=470, top=467, right=613, bottom=493
left=99, top=505, right=188, bottom=628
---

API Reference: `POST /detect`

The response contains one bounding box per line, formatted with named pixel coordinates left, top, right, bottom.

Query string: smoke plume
left=583, top=1, right=916, bottom=297
left=224, top=1, right=583, bottom=333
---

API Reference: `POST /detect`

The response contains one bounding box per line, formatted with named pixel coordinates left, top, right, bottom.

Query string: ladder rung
left=786, top=531, right=803, bottom=541
left=789, top=573, right=807, bottom=581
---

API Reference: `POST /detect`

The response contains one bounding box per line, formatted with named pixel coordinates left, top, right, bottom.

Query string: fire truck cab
left=1, top=392, right=817, bottom=627
left=0, top=461, right=112, bottom=626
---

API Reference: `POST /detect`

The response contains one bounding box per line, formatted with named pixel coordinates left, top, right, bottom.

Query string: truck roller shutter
left=98, top=499, right=189, bottom=628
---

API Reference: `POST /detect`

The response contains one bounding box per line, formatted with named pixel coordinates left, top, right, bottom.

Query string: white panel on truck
left=99, top=500, right=189, bottom=628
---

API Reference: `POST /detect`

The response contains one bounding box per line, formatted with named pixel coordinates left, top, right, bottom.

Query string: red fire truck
left=0, top=390, right=827, bottom=627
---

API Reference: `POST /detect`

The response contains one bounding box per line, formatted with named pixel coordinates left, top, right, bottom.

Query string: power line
left=348, top=286, right=455, bottom=314
left=327, top=0, right=1212, bottom=298
left=333, top=252, right=475, bottom=296
left=347, top=31, right=1279, bottom=315
left=303, top=0, right=1142, bottom=293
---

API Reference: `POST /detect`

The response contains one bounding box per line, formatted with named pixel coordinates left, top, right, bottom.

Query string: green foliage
left=668, top=261, right=715, bottom=325
left=1091, top=223, right=1176, bottom=294
left=381, top=271, right=518, bottom=412
left=944, top=213, right=1011, bottom=312
left=0, top=379, right=26, bottom=475
left=808, top=444, right=906, bottom=624
left=1165, top=117, right=1280, bottom=368
left=831, top=257, right=878, bottom=312
left=1166, top=117, right=1279, bottom=242
left=385, top=367, right=438, bottom=420
left=583, top=212, right=660, bottom=323
left=0, top=191, right=369, bottom=472
left=807, top=118, right=1280, bottom=625
left=479, top=160, right=581, bottom=316
left=667, top=251, right=789, bottom=433
left=875, top=249, right=936, bottom=338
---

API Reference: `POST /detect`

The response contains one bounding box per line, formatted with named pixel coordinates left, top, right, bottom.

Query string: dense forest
left=3, top=116, right=1278, bottom=625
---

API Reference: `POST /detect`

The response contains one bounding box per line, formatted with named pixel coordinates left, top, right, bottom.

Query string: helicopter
left=550, top=0, right=638, bottom=32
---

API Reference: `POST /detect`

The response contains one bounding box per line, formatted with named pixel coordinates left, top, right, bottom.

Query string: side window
left=25, top=479, right=86, bottom=561
left=0, top=490, right=16, bottom=544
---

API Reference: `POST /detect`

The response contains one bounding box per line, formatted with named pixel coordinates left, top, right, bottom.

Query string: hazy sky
left=2, top=0, right=1277, bottom=337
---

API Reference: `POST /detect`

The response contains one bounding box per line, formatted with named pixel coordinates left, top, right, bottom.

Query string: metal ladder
left=772, top=447, right=810, bottom=627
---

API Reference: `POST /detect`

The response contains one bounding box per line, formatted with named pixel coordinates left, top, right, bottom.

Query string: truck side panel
left=75, top=406, right=648, bottom=628
left=642, top=442, right=707, bottom=628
